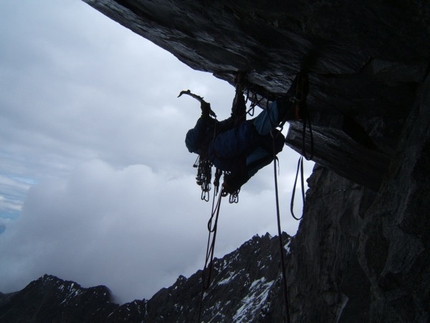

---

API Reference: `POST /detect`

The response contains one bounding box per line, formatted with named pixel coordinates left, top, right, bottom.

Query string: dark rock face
left=357, top=76, right=430, bottom=322
left=146, top=233, right=289, bottom=322
left=286, top=75, right=430, bottom=323
left=0, top=234, right=291, bottom=322
left=0, top=274, right=119, bottom=322
left=84, top=0, right=429, bottom=191
left=286, top=166, right=376, bottom=323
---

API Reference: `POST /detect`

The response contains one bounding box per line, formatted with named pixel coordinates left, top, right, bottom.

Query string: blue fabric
left=209, top=121, right=257, bottom=171
left=185, top=100, right=285, bottom=180
left=246, top=147, right=270, bottom=177
left=245, top=131, right=285, bottom=177
left=185, top=117, right=216, bottom=153
left=253, top=100, right=279, bottom=135
left=212, top=121, right=255, bottom=158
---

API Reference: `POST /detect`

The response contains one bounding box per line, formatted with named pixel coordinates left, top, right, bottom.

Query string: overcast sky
left=0, top=0, right=313, bottom=303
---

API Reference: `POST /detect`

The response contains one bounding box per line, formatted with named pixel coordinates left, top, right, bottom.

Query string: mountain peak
left=0, top=233, right=291, bottom=322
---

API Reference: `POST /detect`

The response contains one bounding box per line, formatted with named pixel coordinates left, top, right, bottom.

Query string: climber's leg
left=252, top=101, right=280, bottom=135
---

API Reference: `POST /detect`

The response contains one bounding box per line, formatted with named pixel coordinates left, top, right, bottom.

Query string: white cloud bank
left=0, top=159, right=306, bottom=303
left=0, top=0, right=312, bottom=304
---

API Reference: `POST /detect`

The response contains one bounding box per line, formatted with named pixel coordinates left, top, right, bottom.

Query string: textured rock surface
left=286, top=75, right=430, bottom=323
left=287, top=165, right=376, bottom=322
left=0, top=274, right=118, bottom=322
left=0, top=234, right=290, bottom=323
left=146, top=233, right=289, bottom=322
left=84, top=0, right=429, bottom=190
left=357, top=73, right=430, bottom=322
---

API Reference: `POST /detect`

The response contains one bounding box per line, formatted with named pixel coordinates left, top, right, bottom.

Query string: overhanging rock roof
left=83, top=0, right=430, bottom=190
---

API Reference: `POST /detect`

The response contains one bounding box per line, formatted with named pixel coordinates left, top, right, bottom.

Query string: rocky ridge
left=0, top=233, right=290, bottom=322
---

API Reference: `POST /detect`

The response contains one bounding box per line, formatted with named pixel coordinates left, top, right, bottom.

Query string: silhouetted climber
left=180, top=72, right=308, bottom=195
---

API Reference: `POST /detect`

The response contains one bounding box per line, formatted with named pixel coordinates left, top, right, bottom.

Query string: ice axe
left=178, top=90, right=217, bottom=118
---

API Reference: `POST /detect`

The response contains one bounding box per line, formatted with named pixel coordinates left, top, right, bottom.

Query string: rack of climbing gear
left=193, top=156, right=212, bottom=202
left=179, top=76, right=247, bottom=204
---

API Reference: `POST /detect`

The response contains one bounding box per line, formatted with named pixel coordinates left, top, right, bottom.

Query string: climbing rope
left=197, top=187, right=223, bottom=322
left=290, top=156, right=306, bottom=221
left=195, top=70, right=315, bottom=322
left=202, top=190, right=223, bottom=289
left=271, top=131, right=291, bottom=323
left=301, top=103, right=314, bottom=161
left=269, top=69, right=314, bottom=320
left=288, top=71, right=313, bottom=220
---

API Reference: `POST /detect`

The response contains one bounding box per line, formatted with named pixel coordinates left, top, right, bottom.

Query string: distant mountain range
left=0, top=233, right=290, bottom=322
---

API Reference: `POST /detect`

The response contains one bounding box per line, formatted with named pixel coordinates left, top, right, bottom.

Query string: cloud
left=0, top=0, right=313, bottom=304
left=0, top=157, right=307, bottom=303
left=0, top=160, right=203, bottom=301
left=0, top=0, right=233, bottom=216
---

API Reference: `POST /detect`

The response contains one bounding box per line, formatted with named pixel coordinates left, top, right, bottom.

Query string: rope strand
left=271, top=132, right=291, bottom=323
left=290, top=156, right=305, bottom=221
left=197, top=190, right=223, bottom=322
